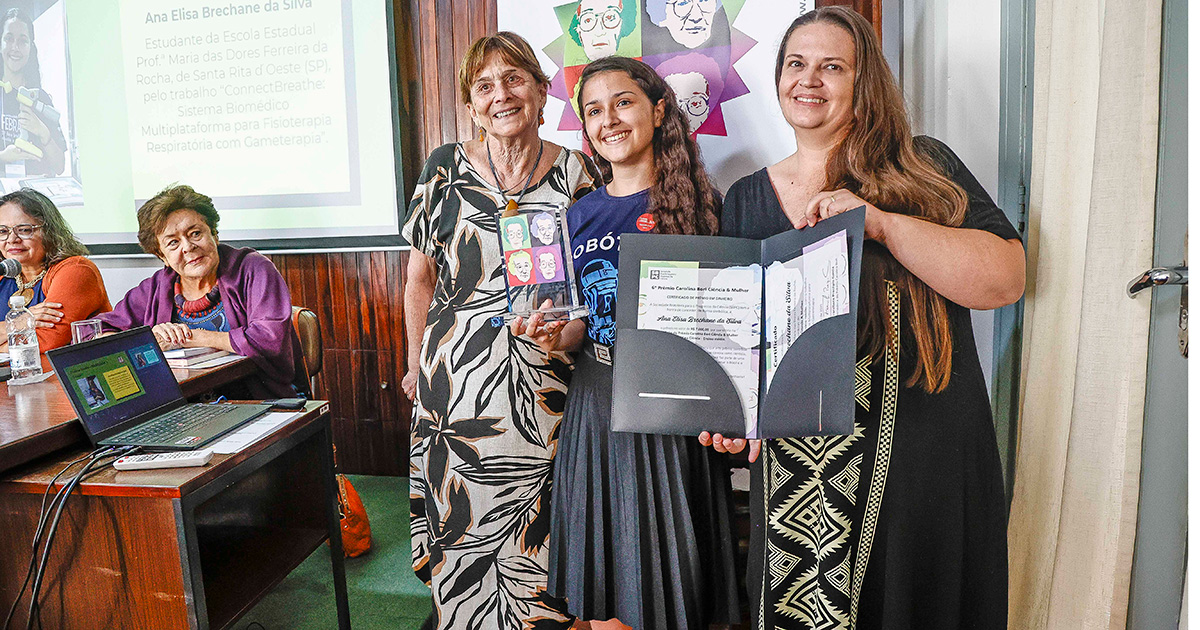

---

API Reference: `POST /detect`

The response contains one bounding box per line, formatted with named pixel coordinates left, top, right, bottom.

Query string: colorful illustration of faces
left=501, top=212, right=573, bottom=313
left=546, top=0, right=756, bottom=137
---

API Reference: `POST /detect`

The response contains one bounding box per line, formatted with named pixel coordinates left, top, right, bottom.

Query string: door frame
left=1125, top=0, right=1188, bottom=625
left=993, top=0, right=1034, bottom=503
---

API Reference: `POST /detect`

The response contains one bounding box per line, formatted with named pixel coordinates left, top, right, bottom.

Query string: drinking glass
left=70, top=319, right=103, bottom=344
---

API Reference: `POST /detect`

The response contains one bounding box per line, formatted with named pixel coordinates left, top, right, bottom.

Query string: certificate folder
left=611, top=206, right=865, bottom=439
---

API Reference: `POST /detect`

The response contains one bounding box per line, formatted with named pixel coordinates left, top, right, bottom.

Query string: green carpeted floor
left=236, top=475, right=431, bottom=630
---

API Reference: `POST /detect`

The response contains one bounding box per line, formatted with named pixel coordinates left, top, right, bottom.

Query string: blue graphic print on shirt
left=579, top=258, right=618, bottom=344
left=567, top=186, right=651, bottom=345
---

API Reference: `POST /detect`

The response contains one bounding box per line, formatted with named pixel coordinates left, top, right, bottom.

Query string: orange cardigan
left=34, top=256, right=113, bottom=351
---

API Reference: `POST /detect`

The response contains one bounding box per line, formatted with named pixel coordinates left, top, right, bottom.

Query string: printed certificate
left=609, top=206, right=867, bottom=439
left=763, top=230, right=850, bottom=389
left=638, top=261, right=762, bottom=435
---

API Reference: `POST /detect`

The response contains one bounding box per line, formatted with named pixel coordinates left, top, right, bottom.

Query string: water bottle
left=7, top=295, right=43, bottom=384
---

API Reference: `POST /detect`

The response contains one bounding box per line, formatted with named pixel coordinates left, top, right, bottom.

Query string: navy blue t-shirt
left=567, top=186, right=654, bottom=345
left=0, top=276, right=45, bottom=318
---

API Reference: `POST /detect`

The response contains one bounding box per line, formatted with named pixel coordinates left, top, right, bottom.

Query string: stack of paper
left=163, top=347, right=231, bottom=368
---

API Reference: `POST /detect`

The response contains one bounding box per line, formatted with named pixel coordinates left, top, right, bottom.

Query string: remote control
left=262, top=398, right=307, bottom=410
left=114, top=449, right=214, bottom=471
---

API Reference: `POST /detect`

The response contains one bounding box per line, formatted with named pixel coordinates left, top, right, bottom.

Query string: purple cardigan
left=99, top=244, right=297, bottom=397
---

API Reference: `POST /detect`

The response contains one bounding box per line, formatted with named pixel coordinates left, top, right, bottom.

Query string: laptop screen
left=47, top=327, right=185, bottom=441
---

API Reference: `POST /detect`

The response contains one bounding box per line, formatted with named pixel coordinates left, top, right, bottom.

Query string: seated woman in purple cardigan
left=98, top=184, right=298, bottom=398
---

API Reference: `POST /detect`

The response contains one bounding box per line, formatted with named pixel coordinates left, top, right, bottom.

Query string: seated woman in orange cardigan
left=0, top=188, right=110, bottom=351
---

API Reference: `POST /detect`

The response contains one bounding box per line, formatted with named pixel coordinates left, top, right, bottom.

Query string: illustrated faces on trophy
left=571, top=0, right=638, bottom=61
left=535, top=247, right=563, bottom=282
left=500, top=216, right=531, bottom=250
left=530, top=212, right=558, bottom=246
left=650, top=0, right=720, bottom=49
left=506, top=250, right=534, bottom=284
left=502, top=211, right=568, bottom=289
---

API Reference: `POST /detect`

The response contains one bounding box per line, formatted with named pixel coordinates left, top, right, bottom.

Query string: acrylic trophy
left=496, top=201, right=589, bottom=322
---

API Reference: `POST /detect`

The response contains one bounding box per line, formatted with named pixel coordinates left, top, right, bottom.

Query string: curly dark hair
left=136, top=184, right=220, bottom=257
left=576, top=56, right=719, bottom=236
left=0, top=188, right=86, bottom=266
left=2, top=9, right=41, bottom=89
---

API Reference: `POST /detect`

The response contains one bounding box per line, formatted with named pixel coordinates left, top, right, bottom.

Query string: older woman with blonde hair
left=400, top=31, right=601, bottom=630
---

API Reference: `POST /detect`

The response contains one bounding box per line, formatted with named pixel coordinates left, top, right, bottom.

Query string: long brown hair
left=576, top=56, right=720, bottom=236
left=0, top=188, right=87, bottom=266
left=778, top=7, right=969, bottom=393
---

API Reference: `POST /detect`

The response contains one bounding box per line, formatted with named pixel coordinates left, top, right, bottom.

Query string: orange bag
left=330, top=445, right=371, bottom=557
left=337, top=473, right=372, bottom=557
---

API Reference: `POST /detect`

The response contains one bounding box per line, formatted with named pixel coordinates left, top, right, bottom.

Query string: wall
left=86, top=0, right=1005, bottom=474
left=900, top=0, right=1003, bottom=391
left=267, top=250, right=412, bottom=476
left=497, top=0, right=879, bottom=194
left=93, top=256, right=161, bottom=301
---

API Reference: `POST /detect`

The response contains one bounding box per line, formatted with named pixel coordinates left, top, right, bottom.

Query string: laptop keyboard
left=119, top=404, right=240, bottom=444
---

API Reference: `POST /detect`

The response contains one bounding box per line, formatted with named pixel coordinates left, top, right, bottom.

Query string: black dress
left=547, top=186, right=741, bottom=629
left=721, top=137, right=1018, bottom=630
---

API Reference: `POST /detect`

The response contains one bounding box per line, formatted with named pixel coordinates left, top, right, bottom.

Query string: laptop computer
left=47, top=326, right=272, bottom=450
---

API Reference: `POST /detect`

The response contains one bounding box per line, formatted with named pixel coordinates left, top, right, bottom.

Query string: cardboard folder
left=611, top=206, right=865, bottom=438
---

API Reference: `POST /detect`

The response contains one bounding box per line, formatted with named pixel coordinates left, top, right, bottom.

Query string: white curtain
left=1006, top=0, right=1162, bottom=628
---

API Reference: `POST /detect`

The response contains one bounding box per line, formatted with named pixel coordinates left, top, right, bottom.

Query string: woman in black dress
left=700, top=7, right=1025, bottom=629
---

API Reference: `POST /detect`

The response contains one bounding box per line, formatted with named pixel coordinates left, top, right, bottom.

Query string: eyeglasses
left=0, top=224, right=43, bottom=240
left=668, top=0, right=717, bottom=19
left=579, top=8, right=622, bottom=32
left=678, top=93, right=710, bottom=116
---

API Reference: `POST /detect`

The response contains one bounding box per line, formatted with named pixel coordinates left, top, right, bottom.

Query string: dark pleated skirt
left=547, top=347, right=741, bottom=630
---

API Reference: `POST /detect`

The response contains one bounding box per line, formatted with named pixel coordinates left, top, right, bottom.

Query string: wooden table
left=0, top=355, right=257, bottom=474
left=0, top=401, right=351, bottom=629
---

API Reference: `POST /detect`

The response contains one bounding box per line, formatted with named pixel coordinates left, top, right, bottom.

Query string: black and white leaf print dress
left=403, top=143, right=601, bottom=630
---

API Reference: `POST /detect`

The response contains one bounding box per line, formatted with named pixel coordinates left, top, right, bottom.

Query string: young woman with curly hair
left=512, top=56, right=737, bottom=630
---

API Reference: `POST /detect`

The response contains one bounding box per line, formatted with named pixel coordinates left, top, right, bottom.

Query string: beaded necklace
left=174, top=281, right=221, bottom=315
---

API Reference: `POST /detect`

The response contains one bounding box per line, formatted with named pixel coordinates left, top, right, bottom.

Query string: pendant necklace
left=14, top=268, right=46, bottom=302
left=487, top=139, right=544, bottom=217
